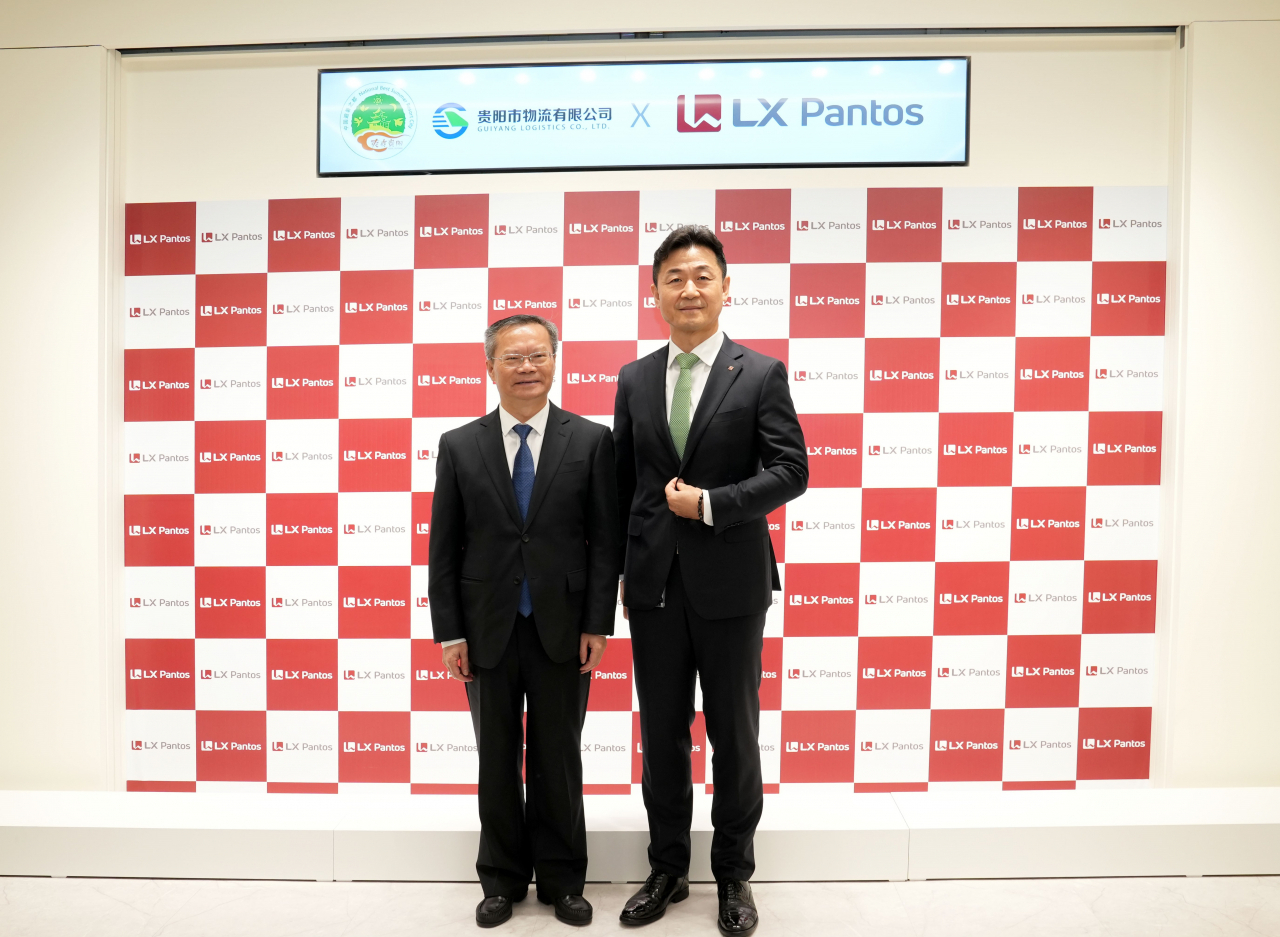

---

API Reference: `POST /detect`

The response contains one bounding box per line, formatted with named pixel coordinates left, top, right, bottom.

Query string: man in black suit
left=429, top=314, right=619, bottom=928
left=613, top=227, right=808, bottom=935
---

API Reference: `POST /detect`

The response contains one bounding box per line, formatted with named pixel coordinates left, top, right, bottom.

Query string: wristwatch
left=697, top=490, right=704, bottom=521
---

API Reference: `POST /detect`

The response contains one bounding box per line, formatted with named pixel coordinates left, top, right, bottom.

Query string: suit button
left=513, top=577, right=521, bottom=585
left=522, top=534, right=530, bottom=543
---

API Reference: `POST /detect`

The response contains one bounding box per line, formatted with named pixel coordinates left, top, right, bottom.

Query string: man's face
left=652, top=244, right=730, bottom=338
left=485, top=323, right=557, bottom=405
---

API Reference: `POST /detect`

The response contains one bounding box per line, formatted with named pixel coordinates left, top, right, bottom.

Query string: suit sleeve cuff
left=701, top=490, right=714, bottom=526
left=440, top=638, right=466, bottom=647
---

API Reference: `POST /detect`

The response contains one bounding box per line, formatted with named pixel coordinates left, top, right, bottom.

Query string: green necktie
left=669, top=352, right=699, bottom=457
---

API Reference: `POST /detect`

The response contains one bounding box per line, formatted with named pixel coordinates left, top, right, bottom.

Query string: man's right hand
left=619, top=580, right=628, bottom=621
left=442, top=641, right=474, bottom=682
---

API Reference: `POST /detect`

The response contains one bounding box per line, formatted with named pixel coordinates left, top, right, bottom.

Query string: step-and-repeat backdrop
left=123, top=186, right=1164, bottom=794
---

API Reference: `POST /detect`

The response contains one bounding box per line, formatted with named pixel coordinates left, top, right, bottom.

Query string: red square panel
left=941, top=263, right=1016, bottom=336
left=857, top=637, right=932, bottom=709
left=934, top=562, right=1009, bottom=635
left=561, top=341, right=637, bottom=415
left=733, top=339, right=788, bottom=369
left=715, top=189, right=790, bottom=263
left=1018, top=187, right=1092, bottom=261
left=126, top=638, right=194, bottom=709
left=565, top=191, right=639, bottom=265
left=267, top=639, right=338, bottom=710
left=339, top=566, right=410, bottom=638
left=268, top=199, right=341, bottom=272
left=1011, top=487, right=1086, bottom=561
left=411, top=639, right=469, bottom=711
left=637, top=266, right=669, bottom=340
left=784, top=563, right=859, bottom=636
left=489, top=267, right=563, bottom=332
left=1077, top=707, right=1151, bottom=779
left=1083, top=561, right=1157, bottom=634
left=760, top=637, right=782, bottom=710
left=862, top=488, right=936, bottom=562
left=799, top=414, right=862, bottom=488
left=790, top=264, right=865, bottom=337
left=867, top=188, right=942, bottom=262
left=125, top=495, right=193, bottom=567
left=195, top=421, right=266, bottom=493
left=126, top=202, right=196, bottom=276
left=588, top=638, right=633, bottom=711
left=929, top=709, right=1004, bottom=781
left=780, top=710, right=855, bottom=782
left=125, top=348, right=194, bottom=422
left=1015, top=337, right=1091, bottom=411
left=1088, top=411, right=1161, bottom=485
left=195, top=566, right=265, bottom=638
left=1092, top=262, right=1166, bottom=336
left=266, top=493, right=337, bottom=566
left=413, top=343, right=487, bottom=417
left=267, top=345, right=339, bottom=419
left=937, top=413, right=1013, bottom=487
left=415, top=194, right=488, bottom=268
left=864, top=339, right=939, bottom=412
left=411, top=492, right=432, bottom=566
left=195, top=274, right=267, bottom=347
left=1006, top=635, right=1080, bottom=708
left=340, top=270, right=413, bottom=344
left=196, top=711, right=266, bottom=781
left=339, top=711, right=410, bottom=783
left=339, top=419, right=412, bottom=491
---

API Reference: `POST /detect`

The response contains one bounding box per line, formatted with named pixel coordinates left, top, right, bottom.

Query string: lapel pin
left=728, top=365, right=734, bottom=371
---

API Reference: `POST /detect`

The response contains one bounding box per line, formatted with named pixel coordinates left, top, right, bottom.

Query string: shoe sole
left=619, top=885, right=690, bottom=926
left=554, top=910, right=593, bottom=927
left=476, top=907, right=512, bottom=929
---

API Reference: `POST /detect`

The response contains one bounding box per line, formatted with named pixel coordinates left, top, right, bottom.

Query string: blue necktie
left=512, top=423, right=535, bottom=617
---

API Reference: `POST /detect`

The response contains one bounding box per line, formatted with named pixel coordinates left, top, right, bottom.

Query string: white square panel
left=125, top=710, right=195, bottom=781
left=723, top=264, right=789, bottom=339
left=865, top=263, right=941, bottom=337
left=194, top=493, right=265, bottom=566
left=197, top=200, right=268, bottom=274
left=124, top=566, right=195, bottom=638
left=267, top=711, right=338, bottom=783
left=582, top=710, right=632, bottom=784
left=781, top=637, right=858, bottom=709
left=266, top=419, right=339, bottom=493
left=341, top=197, right=415, bottom=270
left=338, top=639, right=411, bottom=710
left=413, top=267, right=488, bottom=344
left=1007, top=561, right=1084, bottom=635
left=1012, top=411, right=1089, bottom=487
left=411, top=710, right=478, bottom=785
left=412, top=417, right=476, bottom=492
left=194, top=639, right=266, bottom=710
left=939, top=337, right=1015, bottom=412
left=125, top=421, right=194, bottom=494
left=1016, top=262, right=1092, bottom=336
left=266, top=566, right=338, bottom=639
left=931, top=635, right=1007, bottom=709
left=935, top=487, right=1012, bottom=562
left=1092, top=187, right=1168, bottom=261
left=125, top=275, right=196, bottom=349
left=759, top=709, right=782, bottom=785
left=267, top=271, right=341, bottom=346
left=785, top=487, right=861, bottom=563
left=1079, top=633, right=1155, bottom=708
left=562, top=265, right=639, bottom=340
left=859, top=562, right=934, bottom=637
left=338, top=491, right=412, bottom=566
left=638, top=190, right=715, bottom=263
left=488, top=192, right=564, bottom=267
left=862, top=412, right=937, bottom=488
left=195, top=346, right=266, bottom=421
left=941, top=187, right=1018, bottom=262
left=1089, top=336, right=1164, bottom=412
left=1002, top=708, right=1078, bottom=782
left=790, top=188, right=866, bottom=263
left=854, top=709, right=931, bottom=784
left=339, top=343, right=413, bottom=419
left=1085, top=486, right=1160, bottom=561
left=789, top=338, right=863, bottom=413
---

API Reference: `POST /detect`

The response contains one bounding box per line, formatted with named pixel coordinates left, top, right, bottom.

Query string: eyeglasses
left=489, top=352, right=555, bottom=369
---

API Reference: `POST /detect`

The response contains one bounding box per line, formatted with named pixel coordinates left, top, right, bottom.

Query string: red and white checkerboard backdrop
left=123, top=186, right=1165, bottom=794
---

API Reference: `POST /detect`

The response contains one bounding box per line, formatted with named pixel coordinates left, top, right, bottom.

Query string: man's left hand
left=580, top=633, right=607, bottom=674
left=665, top=477, right=702, bottom=520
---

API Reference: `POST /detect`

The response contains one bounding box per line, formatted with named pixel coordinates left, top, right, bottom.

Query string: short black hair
left=652, top=225, right=727, bottom=284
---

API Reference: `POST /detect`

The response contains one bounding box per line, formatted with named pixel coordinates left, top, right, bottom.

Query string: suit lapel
left=522, top=404, right=571, bottom=532
left=678, top=335, right=745, bottom=476
left=644, top=346, right=681, bottom=467
left=475, top=410, right=523, bottom=529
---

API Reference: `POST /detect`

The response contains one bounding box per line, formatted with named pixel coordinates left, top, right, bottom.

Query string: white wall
left=1160, top=20, right=1280, bottom=786
left=0, top=46, right=118, bottom=789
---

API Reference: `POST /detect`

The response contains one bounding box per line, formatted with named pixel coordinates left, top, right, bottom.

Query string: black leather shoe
left=619, top=870, right=690, bottom=925
left=475, top=896, right=513, bottom=928
left=716, top=880, right=758, bottom=936
left=551, top=894, right=592, bottom=926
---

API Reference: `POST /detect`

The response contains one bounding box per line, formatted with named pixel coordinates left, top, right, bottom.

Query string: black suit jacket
left=428, top=404, right=620, bottom=669
left=613, top=335, right=808, bottom=620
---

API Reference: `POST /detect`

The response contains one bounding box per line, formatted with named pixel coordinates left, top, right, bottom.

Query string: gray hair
left=484, top=314, right=560, bottom=359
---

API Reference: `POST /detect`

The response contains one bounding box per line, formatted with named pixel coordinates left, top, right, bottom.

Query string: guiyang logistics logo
left=340, top=82, right=417, bottom=159
left=432, top=103, right=469, bottom=139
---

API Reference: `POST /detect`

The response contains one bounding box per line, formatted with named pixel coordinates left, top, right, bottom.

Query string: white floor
left=4, top=876, right=1280, bottom=936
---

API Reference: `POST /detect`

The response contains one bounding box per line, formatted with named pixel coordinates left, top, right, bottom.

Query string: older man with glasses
left=429, top=314, right=620, bottom=928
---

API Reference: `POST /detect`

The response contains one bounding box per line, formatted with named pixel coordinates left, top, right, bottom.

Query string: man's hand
left=580, top=633, right=607, bottom=674
left=442, top=641, right=473, bottom=683
left=665, top=477, right=702, bottom=520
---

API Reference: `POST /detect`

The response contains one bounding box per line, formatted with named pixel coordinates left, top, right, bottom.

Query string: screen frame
left=316, top=55, right=972, bottom=177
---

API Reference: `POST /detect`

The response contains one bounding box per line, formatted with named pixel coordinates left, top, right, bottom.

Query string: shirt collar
left=667, top=329, right=724, bottom=369
left=498, top=400, right=551, bottom=437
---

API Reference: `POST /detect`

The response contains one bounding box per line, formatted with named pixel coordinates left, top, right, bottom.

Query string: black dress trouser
left=630, top=560, right=767, bottom=882
left=465, top=613, right=591, bottom=898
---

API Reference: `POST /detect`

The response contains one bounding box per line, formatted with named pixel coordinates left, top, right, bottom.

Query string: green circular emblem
left=339, top=82, right=417, bottom=160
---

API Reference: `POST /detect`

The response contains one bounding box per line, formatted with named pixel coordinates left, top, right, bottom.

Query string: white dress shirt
left=665, top=330, right=724, bottom=526
left=441, top=402, right=550, bottom=648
